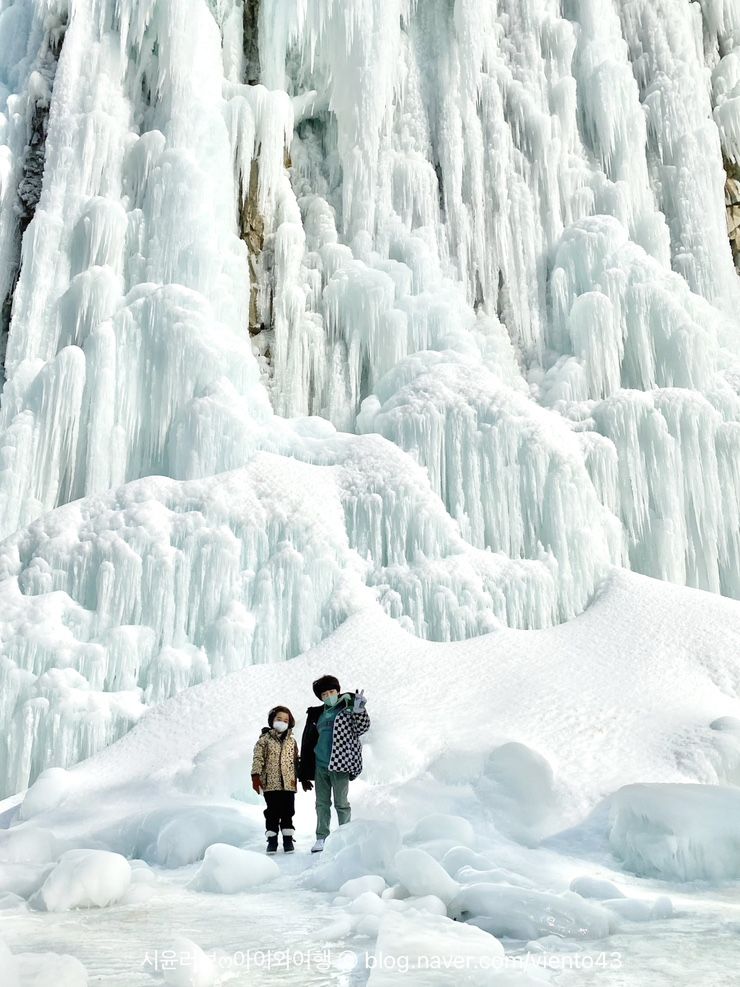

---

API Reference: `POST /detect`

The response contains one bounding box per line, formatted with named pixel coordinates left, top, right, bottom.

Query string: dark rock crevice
left=243, top=0, right=261, bottom=85
left=1, top=14, right=68, bottom=376
left=238, top=0, right=273, bottom=377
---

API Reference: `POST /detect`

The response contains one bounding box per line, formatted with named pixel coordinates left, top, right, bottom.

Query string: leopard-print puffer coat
left=251, top=727, right=299, bottom=792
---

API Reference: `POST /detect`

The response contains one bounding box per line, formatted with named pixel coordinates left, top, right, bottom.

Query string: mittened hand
left=352, top=688, right=367, bottom=713
left=302, top=780, right=314, bottom=791
left=251, top=774, right=262, bottom=793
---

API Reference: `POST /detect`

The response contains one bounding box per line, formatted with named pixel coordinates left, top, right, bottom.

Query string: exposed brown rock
left=239, top=159, right=265, bottom=335
left=724, top=157, right=740, bottom=271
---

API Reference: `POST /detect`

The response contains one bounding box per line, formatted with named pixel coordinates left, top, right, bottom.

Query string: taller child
left=298, top=675, right=370, bottom=853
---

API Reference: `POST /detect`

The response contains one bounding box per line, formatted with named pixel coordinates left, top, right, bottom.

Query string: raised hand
left=352, top=688, right=367, bottom=713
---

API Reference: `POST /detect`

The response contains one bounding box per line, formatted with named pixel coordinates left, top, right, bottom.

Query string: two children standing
left=250, top=674, right=370, bottom=854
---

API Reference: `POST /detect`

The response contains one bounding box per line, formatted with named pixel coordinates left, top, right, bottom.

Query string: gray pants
left=315, top=764, right=351, bottom=838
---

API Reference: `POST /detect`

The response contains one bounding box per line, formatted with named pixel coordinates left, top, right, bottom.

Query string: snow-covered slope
left=2, top=569, right=740, bottom=983
left=13, top=566, right=740, bottom=817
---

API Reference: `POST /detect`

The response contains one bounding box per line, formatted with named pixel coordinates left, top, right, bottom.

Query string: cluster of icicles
left=0, top=0, right=739, bottom=794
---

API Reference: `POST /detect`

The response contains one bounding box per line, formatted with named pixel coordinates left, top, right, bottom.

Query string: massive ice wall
left=0, top=0, right=738, bottom=793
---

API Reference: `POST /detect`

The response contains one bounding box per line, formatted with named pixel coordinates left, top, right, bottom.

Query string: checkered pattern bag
left=327, top=707, right=370, bottom=780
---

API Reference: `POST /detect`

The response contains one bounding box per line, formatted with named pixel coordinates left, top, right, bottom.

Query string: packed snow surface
left=1, top=569, right=740, bottom=984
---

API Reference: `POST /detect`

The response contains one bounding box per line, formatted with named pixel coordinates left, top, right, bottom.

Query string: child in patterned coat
left=251, top=705, right=300, bottom=853
left=297, top=676, right=370, bottom=853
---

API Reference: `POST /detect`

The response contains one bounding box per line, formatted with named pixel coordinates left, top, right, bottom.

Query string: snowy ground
left=2, top=567, right=740, bottom=985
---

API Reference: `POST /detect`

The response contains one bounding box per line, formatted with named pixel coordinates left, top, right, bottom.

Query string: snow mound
left=188, top=843, right=279, bottom=893
left=393, top=847, right=459, bottom=904
left=29, top=849, right=131, bottom=911
left=367, top=910, right=546, bottom=986
left=161, top=936, right=217, bottom=987
left=609, top=783, right=740, bottom=881
left=338, top=874, right=387, bottom=899
left=0, top=939, right=88, bottom=987
left=306, top=820, right=402, bottom=892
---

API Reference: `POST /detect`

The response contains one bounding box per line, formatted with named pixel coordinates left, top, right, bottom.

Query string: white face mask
left=272, top=720, right=289, bottom=733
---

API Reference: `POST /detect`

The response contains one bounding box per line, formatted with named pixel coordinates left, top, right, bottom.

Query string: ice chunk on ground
left=162, top=935, right=217, bottom=987
left=188, top=843, right=280, bottom=893
left=400, top=894, right=448, bottom=916
left=609, top=783, right=740, bottom=881
left=441, top=846, right=499, bottom=877
left=338, top=874, right=387, bottom=899
left=30, top=849, right=131, bottom=911
left=393, top=847, right=459, bottom=904
left=448, top=884, right=613, bottom=940
left=569, top=875, right=625, bottom=899
left=367, top=909, right=547, bottom=986
left=477, top=742, right=557, bottom=840
left=305, top=820, right=402, bottom=892
left=348, top=890, right=386, bottom=915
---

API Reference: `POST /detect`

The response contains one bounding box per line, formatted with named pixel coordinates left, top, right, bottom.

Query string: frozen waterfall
left=0, top=0, right=739, bottom=795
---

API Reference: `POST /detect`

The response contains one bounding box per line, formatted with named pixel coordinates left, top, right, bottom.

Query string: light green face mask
left=324, top=693, right=339, bottom=707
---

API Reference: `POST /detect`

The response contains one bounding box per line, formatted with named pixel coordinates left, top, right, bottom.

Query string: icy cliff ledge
left=1, top=0, right=740, bottom=792
left=0, top=436, right=617, bottom=797
left=0, top=0, right=738, bottom=602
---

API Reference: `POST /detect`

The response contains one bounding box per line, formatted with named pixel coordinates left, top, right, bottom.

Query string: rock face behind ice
left=609, top=783, right=740, bottom=881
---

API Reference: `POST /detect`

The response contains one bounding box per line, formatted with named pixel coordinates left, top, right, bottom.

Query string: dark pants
left=263, top=790, right=295, bottom=833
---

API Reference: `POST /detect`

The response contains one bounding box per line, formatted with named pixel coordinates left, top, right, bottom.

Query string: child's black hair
left=267, top=705, right=295, bottom=728
left=312, top=674, right=340, bottom=698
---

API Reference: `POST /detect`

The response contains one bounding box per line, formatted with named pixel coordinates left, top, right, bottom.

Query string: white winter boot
left=310, top=838, right=325, bottom=853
